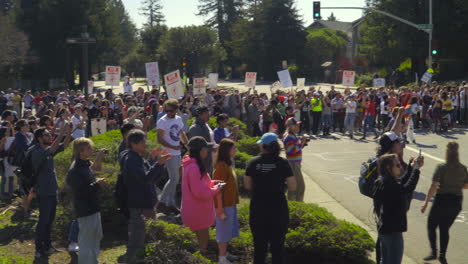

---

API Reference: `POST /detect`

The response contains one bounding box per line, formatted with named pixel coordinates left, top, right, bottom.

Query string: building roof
left=307, top=18, right=364, bottom=32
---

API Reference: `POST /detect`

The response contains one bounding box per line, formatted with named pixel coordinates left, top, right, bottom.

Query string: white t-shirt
left=71, top=115, right=86, bottom=139
left=124, top=81, right=135, bottom=94
left=346, top=101, right=357, bottom=113
left=380, top=101, right=388, bottom=115
left=156, top=114, right=184, bottom=155
left=22, top=95, right=33, bottom=108
left=6, top=93, right=13, bottom=106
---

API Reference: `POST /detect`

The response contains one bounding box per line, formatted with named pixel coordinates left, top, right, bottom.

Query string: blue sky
left=122, top=0, right=366, bottom=28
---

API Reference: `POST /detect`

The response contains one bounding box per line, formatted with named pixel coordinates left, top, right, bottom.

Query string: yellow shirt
left=311, top=98, right=322, bottom=112
left=442, top=99, right=453, bottom=111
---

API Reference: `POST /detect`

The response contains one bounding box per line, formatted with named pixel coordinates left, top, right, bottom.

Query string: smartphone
left=216, top=182, right=227, bottom=188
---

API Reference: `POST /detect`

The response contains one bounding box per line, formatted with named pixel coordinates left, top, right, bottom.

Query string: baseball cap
left=188, top=136, right=208, bottom=150
left=379, top=131, right=402, bottom=152
left=257, top=133, right=278, bottom=145
left=285, top=117, right=301, bottom=127
left=313, top=92, right=320, bottom=96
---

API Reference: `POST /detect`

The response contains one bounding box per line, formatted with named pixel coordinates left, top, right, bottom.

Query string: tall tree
left=140, top=0, right=165, bottom=27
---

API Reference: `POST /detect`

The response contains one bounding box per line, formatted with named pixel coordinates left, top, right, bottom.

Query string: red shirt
left=400, top=93, right=412, bottom=106
left=33, top=96, right=43, bottom=104
left=365, top=101, right=377, bottom=117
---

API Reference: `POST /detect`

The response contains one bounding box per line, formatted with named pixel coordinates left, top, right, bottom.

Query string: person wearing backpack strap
left=32, top=124, right=72, bottom=259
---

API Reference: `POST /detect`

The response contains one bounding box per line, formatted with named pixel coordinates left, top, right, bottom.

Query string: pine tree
left=140, top=0, right=165, bottom=27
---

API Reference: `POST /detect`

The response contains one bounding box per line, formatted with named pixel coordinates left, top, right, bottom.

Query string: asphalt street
left=301, top=128, right=468, bottom=264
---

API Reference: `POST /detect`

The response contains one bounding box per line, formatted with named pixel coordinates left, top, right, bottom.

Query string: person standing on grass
left=181, top=136, right=224, bottom=253
left=283, top=118, right=307, bottom=202
left=421, top=142, right=468, bottom=264
left=33, top=124, right=72, bottom=258
left=66, top=138, right=107, bottom=264
left=214, top=138, right=240, bottom=264
left=244, top=133, right=296, bottom=264
left=120, top=129, right=171, bottom=264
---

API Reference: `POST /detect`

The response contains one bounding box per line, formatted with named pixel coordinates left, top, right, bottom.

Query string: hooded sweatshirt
left=181, top=156, right=220, bottom=231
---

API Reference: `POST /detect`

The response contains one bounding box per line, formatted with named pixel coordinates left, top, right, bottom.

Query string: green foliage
left=237, top=136, right=260, bottom=156
left=355, top=73, right=374, bottom=87
left=234, top=151, right=253, bottom=170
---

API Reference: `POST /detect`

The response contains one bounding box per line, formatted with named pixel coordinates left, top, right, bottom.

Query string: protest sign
left=297, top=78, right=306, bottom=90
left=164, top=70, right=184, bottom=99
left=91, top=118, right=107, bottom=136
left=145, top=62, right=160, bottom=86
left=208, top=73, right=218, bottom=89
left=105, top=66, right=121, bottom=86
left=373, top=78, right=386, bottom=88
left=421, top=72, right=433, bottom=83
left=245, top=72, right=257, bottom=88
left=87, top=81, right=94, bottom=94
left=277, top=69, right=293, bottom=88
left=342, top=71, right=356, bottom=87
left=193, top=78, right=206, bottom=96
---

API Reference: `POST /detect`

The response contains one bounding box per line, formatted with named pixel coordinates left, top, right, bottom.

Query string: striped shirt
left=282, top=132, right=302, bottom=162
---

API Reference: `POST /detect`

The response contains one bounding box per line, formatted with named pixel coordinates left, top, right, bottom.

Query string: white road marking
left=406, top=146, right=444, bottom=163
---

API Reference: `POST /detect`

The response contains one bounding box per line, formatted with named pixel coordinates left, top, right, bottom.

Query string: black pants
left=250, top=203, right=289, bottom=264
left=311, top=111, right=322, bottom=135
left=427, top=194, right=462, bottom=257
left=36, top=195, right=57, bottom=253
left=300, top=111, right=310, bottom=133
left=333, top=112, right=344, bottom=132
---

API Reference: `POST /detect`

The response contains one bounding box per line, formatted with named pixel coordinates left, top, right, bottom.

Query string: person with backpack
left=373, top=153, right=424, bottom=264
left=120, top=129, right=171, bottom=264
left=421, top=142, right=468, bottom=264
left=66, top=138, right=107, bottom=264
left=32, top=124, right=72, bottom=258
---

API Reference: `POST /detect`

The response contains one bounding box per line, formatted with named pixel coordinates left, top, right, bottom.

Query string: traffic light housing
left=182, top=57, right=188, bottom=67
left=313, top=1, right=321, bottom=20
left=431, top=40, right=439, bottom=56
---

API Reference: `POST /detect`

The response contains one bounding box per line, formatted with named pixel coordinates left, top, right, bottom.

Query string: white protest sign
left=277, top=69, right=293, bottom=88
left=91, top=118, right=107, bottom=136
left=297, top=78, right=306, bottom=90
left=245, top=72, right=257, bottom=88
left=193, top=78, right=206, bottom=96
left=145, top=62, right=160, bottom=86
left=342, top=71, right=356, bottom=87
left=87, top=81, right=94, bottom=95
left=208, top=73, right=218, bottom=89
left=373, top=78, right=386, bottom=88
left=164, top=70, right=184, bottom=99
left=421, top=72, right=433, bottom=83
left=105, top=66, right=121, bottom=86
left=271, top=81, right=282, bottom=91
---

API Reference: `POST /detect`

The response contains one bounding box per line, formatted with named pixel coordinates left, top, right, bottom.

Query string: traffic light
left=313, top=1, right=321, bottom=19
left=432, top=49, right=438, bottom=55
left=182, top=57, right=188, bottom=67
left=431, top=40, right=439, bottom=56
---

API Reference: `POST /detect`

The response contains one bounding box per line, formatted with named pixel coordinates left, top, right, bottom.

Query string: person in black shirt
left=244, top=133, right=296, bottom=264
left=66, top=138, right=107, bottom=264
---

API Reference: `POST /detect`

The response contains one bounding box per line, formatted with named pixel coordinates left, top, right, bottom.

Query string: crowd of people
left=0, top=79, right=466, bottom=264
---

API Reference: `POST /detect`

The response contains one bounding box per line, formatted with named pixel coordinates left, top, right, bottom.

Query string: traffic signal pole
left=321, top=1, right=433, bottom=68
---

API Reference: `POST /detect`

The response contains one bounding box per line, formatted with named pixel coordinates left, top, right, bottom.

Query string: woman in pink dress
left=181, top=136, right=224, bottom=253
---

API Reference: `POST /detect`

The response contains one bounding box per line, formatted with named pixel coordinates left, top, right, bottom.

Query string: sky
left=122, top=0, right=367, bottom=29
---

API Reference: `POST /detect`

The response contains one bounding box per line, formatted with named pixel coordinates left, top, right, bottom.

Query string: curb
left=301, top=169, right=417, bottom=264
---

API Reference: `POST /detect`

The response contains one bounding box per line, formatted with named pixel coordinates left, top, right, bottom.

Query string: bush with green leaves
left=234, top=151, right=253, bottom=170
left=237, top=136, right=260, bottom=156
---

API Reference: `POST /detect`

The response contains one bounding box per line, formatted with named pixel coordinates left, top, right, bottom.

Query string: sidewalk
left=301, top=169, right=417, bottom=264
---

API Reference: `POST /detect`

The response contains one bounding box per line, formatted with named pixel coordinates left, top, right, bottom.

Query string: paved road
left=301, top=128, right=468, bottom=264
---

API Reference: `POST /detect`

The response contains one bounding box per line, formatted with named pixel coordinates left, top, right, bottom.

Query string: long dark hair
left=189, top=148, right=207, bottom=177
left=261, top=141, right=281, bottom=157
left=216, top=138, right=235, bottom=166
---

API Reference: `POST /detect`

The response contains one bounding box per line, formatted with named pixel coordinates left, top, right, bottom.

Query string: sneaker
left=218, top=256, right=233, bottom=264
left=439, top=256, right=448, bottom=264
left=67, top=242, right=79, bottom=252
left=423, top=254, right=437, bottom=261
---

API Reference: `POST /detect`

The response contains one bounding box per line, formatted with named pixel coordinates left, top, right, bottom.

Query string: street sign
left=245, top=72, right=257, bottom=88
left=145, top=62, right=160, bottom=86
left=418, top=24, right=433, bottom=30
left=342, top=71, right=356, bottom=87
left=105, top=66, right=121, bottom=86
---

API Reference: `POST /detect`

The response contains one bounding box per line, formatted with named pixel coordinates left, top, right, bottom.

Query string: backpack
left=359, top=158, right=378, bottom=198
left=14, top=145, right=39, bottom=190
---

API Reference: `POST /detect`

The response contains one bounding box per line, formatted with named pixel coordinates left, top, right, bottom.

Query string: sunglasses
left=165, top=109, right=176, bottom=113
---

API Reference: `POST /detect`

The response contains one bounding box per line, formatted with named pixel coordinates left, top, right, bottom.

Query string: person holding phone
left=181, top=137, right=224, bottom=253
left=214, top=138, right=240, bottom=264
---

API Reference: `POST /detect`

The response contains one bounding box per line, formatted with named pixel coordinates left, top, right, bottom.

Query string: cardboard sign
left=87, top=81, right=94, bottom=95
left=105, top=66, right=121, bottom=86
left=208, top=73, right=218, bottom=89
left=91, top=118, right=107, bottom=136
left=421, top=72, right=433, bottom=83
left=145, top=62, right=160, bottom=86
left=164, top=70, right=184, bottom=99
left=245, top=72, right=257, bottom=88
left=277, top=69, right=293, bottom=88
left=297, top=78, right=306, bottom=90
left=193, top=78, right=206, bottom=96
left=342, top=71, right=356, bottom=87
left=373, top=78, right=386, bottom=88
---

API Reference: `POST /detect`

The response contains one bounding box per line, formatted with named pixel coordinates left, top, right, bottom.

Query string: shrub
left=237, top=136, right=260, bottom=156
left=234, top=151, right=253, bottom=170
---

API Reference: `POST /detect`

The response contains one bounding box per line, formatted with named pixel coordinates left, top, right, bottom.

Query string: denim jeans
left=322, top=114, right=332, bottom=130
left=36, top=195, right=57, bottom=253
left=78, top=212, right=103, bottom=264
left=68, top=219, right=79, bottom=242
left=160, top=155, right=181, bottom=207
left=1, top=175, right=14, bottom=196
left=363, top=115, right=378, bottom=137
left=344, top=113, right=356, bottom=136
left=379, top=232, right=403, bottom=264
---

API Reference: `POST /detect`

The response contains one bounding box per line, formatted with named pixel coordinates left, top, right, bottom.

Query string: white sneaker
left=218, top=256, right=233, bottom=264
left=67, top=242, right=79, bottom=252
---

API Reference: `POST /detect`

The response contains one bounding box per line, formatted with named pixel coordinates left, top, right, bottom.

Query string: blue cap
left=257, top=133, right=278, bottom=145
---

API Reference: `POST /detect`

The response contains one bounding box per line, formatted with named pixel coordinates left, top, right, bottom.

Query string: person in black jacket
left=120, top=129, right=171, bottom=264
left=66, top=137, right=107, bottom=264
left=373, top=153, right=424, bottom=264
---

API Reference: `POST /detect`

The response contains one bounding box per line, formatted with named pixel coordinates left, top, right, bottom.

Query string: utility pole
left=66, top=25, right=96, bottom=98
left=321, top=2, right=434, bottom=69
